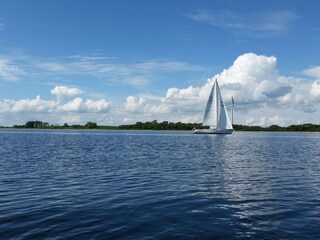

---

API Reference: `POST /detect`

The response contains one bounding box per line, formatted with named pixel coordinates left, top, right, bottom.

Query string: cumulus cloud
left=173, top=53, right=316, bottom=112
left=58, top=98, right=84, bottom=112
left=294, top=94, right=316, bottom=113
left=161, top=85, right=206, bottom=113
left=85, top=99, right=110, bottom=112
left=118, top=53, right=319, bottom=126
left=310, top=80, right=320, bottom=101
left=1, top=53, right=320, bottom=127
left=0, top=96, right=56, bottom=113
left=0, top=86, right=111, bottom=125
left=245, top=115, right=286, bottom=126
left=277, top=93, right=292, bottom=106
left=158, top=53, right=288, bottom=112
left=124, top=96, right=146, bottom=112
left=51, top=85, right=84, bottom=101
left=57, top=97, right=110, bottom=113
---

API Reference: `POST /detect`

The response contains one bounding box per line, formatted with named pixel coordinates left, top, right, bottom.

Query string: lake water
left=1, top=129, right=320, bottom=239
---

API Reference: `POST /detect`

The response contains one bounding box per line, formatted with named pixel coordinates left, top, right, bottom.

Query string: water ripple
left=1, top=130, right=320, bottom=239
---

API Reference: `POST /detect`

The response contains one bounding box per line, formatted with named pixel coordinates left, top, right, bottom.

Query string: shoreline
left=1, top=128, right=320, bottom=133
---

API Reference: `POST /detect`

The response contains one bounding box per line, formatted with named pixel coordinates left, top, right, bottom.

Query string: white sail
left=217, top=99, right=233, bottom=130
left=195, top=79, right=233, bottom=134
left=202, top=82, right=218, bottom=128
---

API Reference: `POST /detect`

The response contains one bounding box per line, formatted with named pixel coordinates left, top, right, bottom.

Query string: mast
left=230, top=96, right=235, bottom=126
left=215, top=79, right=219, bottom=129
left=231, top=105, right=234, bottom=126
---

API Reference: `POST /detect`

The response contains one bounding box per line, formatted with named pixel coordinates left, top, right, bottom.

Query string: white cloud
left=57, top=97, right=110, bottom=113
left=134, top=60, right=207, bottom=72
left=310, top=80, right=320, bottom=101
left=32, top=55, right=207, bottom=87
left=245, top=115, right=285, bottom=126
left=277, top=93, right=292, bottom=107
left=0, top=96, right=56, bottom=113
left=1, top=53, right=320, bottom=127
left=124, top=96, right=146, bottom=112
left=189, top=10, right=298, bottom=35
left=60, top=114, right=81, bottom=124
left=58, top=97, right=84, bottom=112
left=51, top=85, right=84, bottom=101
left=162, top=85, right=205, bottom=112
left=0, top=93, right=110, bottom=114
left=123, top=76, right=151, bottom=87
left=115, top=53, right=319, bottom=126
left=0, top=21, right=4, bottom=30
left=303, top=66, right=320, bottom=79
left=0, top=58, right=25, bottom=81
left=38, top=62, right=67, bottom=72
left=84, top=99, right=110, bottom=112
left=294, top=94, right=316, bottom=113
left=156, top=53, right=285, bottom=113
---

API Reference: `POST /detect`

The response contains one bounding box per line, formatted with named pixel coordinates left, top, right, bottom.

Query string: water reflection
left=1, top=130, right=320, bottom=239
left=190, top=132, right=320, bottom=237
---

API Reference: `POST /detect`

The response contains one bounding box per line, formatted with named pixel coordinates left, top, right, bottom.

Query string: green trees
left=118, top=120, right=201, bottom=130
left=8, top=120, right=320, bottom=132
left=12, top=121, right=98, bottom=129
left=233, top=123, right=320, bottom=132
left=286, top=123, right=320, bottom=132
left=84, top=122, right=97, bottom=129
left=24, top=121, right=49, bottom=128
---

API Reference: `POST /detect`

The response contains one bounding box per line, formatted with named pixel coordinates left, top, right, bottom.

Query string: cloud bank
left=0, top=86, right=111, bottom=125
left=1, top=86, right=110, bottom=114
left=121, top=53, right=319, bottom=126
left=1, top=53, right=319, bottom=127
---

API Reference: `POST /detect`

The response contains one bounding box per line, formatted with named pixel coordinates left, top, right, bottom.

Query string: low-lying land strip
left=1, top=120, right=320, bottom=132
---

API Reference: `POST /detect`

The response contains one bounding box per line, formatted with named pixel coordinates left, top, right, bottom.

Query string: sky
left=0, top=0, right=320, bottom=126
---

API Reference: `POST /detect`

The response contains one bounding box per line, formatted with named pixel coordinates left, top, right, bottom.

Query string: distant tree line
left=8, top=120, right=320, bottom=132
left=233, top=123, right=320, bottom=132
left=118, top=120, right=202, bottom=130
left=118, top=122, right=320, bottom=132
left=13, top=121, right=101, bottom=129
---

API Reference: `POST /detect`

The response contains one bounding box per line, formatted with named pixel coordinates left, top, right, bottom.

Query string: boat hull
left=193, top=129, right=234, bottom=134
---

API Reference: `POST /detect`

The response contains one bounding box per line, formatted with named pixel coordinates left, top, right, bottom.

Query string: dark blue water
left=1, top=130, right=320, bottom=239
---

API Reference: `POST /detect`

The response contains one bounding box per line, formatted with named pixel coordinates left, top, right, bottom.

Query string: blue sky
left=0, top=0, right=320, bottom=126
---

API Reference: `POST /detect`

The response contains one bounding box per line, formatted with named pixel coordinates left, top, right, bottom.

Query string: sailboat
left=193, top=79, right=234, bottom=134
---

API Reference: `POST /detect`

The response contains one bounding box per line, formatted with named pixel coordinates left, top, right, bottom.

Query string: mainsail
left=202, top=79, right=233, bottom=130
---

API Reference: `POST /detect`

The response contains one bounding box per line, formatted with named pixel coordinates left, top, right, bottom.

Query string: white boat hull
left=193, top=129, right=234, bottom=134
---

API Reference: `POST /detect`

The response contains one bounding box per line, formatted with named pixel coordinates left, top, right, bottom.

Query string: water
left=1, top=130, right=320, bottom=239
